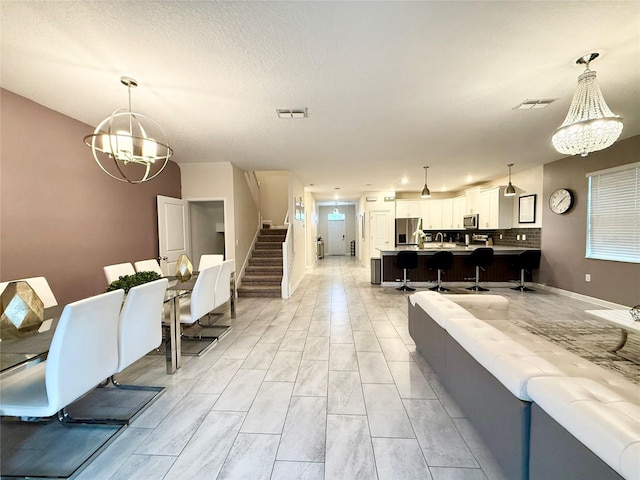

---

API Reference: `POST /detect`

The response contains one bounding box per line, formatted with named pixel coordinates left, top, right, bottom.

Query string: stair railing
left=244, top=170, right=260, bottom=207
left=281, top=215, right=292, bottom=299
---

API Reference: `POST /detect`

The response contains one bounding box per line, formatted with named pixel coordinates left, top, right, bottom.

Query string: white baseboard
left=534, top=283, right=630, bottom=310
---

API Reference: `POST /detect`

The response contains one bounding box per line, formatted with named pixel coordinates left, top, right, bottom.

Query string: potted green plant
left=105, top=271, right=162, bottom=293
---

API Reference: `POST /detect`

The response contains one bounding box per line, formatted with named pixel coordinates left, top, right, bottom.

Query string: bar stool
left=511, top=250, right=541, bottom=292
left=466, top=247, right=494, bottom=292
left=428, top=251, right=454, bottom=292
left=395, top=251, right=418, bottom=291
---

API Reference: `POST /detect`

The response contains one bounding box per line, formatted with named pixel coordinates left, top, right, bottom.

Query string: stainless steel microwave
left=463, top=214, right=478, bottom=229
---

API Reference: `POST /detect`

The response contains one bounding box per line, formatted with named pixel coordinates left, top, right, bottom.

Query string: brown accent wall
left=0, top=89, right=181, bottom=304
left=540, top=135, right=640, bottom=306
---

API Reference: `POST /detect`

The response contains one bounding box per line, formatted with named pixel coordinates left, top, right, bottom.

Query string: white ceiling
left=2, top=1, right=639, bottom=203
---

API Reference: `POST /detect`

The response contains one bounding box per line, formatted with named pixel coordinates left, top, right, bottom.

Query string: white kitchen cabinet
left=452, top=196, right=466, bottom=229
left=465, top=187, right=481, bottom=214
left=441, top=198, right=454, bottom=229
left=395, top=200, right=421, bottom=218
left=420, top=199, right=442, bottom=229
left=478, top=186, right=513, bottom=230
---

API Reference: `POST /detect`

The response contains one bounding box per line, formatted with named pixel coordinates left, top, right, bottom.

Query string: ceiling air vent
left=513, top=98, right=558, bottom=110
left=276, top=108, right=308, bottom=118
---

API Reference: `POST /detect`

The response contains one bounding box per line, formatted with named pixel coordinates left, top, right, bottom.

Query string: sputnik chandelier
left=84, top=77, right=173, bottom=183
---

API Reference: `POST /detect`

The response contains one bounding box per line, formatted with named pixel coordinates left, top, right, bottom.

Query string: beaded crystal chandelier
left=84, top=77, right=173, bottom=183
left=551, top=53, right=623, bottom=157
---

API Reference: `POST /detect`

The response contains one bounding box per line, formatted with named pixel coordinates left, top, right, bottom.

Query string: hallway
left=75, top=255, right=640, bottom=480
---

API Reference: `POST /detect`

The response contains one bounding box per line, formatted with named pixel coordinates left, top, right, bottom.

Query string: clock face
left=549, top=188, right=574, bottom=214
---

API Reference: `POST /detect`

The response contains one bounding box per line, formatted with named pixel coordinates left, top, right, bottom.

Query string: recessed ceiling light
left=513, top=99, right=558, bottom=110
left=401, top=177, right=408, bottom=185
left=276, top=108, right=308, bottom=118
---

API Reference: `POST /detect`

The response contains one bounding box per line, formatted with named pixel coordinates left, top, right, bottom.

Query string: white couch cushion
left=410, top=291, right=475, bottom=328
left=490, top=320, right=640, bottom=401
left=528, top=376, right=640, bottom=480
left=442, top=294, right=509, bottom=321
left=446, top=317, right=564, bottom=400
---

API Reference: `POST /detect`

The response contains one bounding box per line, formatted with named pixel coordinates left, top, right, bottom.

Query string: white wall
left=181, top=162, right=263, bottom=270
left=357, top=195, right=367, bottom=266
left=190, top=201, right=225, bottom=266
left=256, top=171, right=289, bottom=226
left=318, top=205, right=357, bottom=256
left=180, top=162, right=236, bottom=261
left=288, top=173, right=307, bottom=294
left=233, top=164, right=261, bottom=274
left=305, top=190, right=318, bottom=267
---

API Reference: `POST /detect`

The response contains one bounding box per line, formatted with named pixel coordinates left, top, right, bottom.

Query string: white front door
left=157, top=195, right=191, bottom=275
left=328, top=219, right=346, bottom=255
left=370, top=210, right=391, bottom=258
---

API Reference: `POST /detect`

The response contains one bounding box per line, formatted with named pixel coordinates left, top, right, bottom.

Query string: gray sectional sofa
left=408, top=291, right=640, bottom=480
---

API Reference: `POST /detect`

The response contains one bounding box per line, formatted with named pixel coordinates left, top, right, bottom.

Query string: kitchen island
left=377, top=244, right=539, bottom=287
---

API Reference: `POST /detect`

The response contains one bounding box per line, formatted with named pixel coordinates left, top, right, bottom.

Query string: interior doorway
left=190, top=201, right=225, bottom=266
left=157, top=196, right=225, bottom=274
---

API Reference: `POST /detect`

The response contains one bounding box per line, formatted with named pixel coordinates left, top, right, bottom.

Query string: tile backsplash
left=491, top=228, right=541, bottom=248
left=423, top=228, right=541, bottom=248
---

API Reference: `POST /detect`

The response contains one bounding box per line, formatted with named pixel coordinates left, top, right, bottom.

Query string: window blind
left=586, top=162, right=640, bottom=263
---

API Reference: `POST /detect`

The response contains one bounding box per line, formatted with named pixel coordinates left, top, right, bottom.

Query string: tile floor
left=74, top=256, right=638, bottom=480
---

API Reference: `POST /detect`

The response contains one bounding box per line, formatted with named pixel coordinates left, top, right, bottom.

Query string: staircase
left=238, top=228, right=286, bottom=298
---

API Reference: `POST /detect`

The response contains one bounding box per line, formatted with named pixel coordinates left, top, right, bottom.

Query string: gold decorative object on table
left=0, top=281, right=45, bottom=340
left=175, top=254, right=193, bottom=282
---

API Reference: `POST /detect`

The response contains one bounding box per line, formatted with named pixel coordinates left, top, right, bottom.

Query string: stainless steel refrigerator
left=395, top=217, right=420, bottom=245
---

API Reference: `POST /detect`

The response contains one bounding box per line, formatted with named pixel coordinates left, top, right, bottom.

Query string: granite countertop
left=378, top=244, right=539, bottom=254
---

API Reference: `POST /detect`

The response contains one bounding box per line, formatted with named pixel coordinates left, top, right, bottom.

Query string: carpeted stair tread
left=237, top=285, right=282, bottom=297
left=242, top=275, right=282, bottom=285
left=249, top=258, right=282, bottom=266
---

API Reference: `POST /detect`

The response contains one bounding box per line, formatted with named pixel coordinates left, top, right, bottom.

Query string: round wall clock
left=549, top=188, right=574, bottom=214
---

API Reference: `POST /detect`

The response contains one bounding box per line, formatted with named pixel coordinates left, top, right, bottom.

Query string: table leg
left=609, top=328, right=628, bottom=353
left=165, top=295, right=181, bottom=374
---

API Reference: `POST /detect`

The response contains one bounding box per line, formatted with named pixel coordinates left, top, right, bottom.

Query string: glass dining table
left=163, top=271, right=236, bottom=374
left=0, top=272, right=236, bottom=376
left=0, top=305, right=63, bottom=374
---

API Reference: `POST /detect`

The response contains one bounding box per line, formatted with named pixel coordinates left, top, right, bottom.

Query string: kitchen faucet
left=435, top=232, right=444, bottom=247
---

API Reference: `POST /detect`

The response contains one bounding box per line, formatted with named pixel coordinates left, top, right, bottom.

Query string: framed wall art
left=518, top=194, right=536, bottom=224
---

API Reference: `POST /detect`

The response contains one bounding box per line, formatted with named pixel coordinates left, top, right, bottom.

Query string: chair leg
left=512, top=268, right=534, bottom=292
left=430, top=269, right=449, bottom=292
left=397, top=268, right=415, bottom=291
left=467, top=266, right=489, bottom=292
left=110, top=375, right=166, bottom=393
left=57, top=407, right=127, bottom=426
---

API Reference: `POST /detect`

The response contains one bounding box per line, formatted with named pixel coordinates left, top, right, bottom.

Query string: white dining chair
left=103, top=262, right=136, bottom=285
left=213, top=260, right=234, bottom=310
left=0, top=276, right=58, bottom=308
left=0, top=289, right=124, bottom=421
left=113, top=278, right=168, bottom=384
left=133, top=259, right=164, bottom=276
left=179, top=264, right=225, bottom=354
left=199, top=259, right=235, bottom=326
left=198, top=254, right=224, bottom=271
